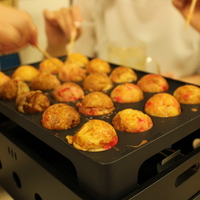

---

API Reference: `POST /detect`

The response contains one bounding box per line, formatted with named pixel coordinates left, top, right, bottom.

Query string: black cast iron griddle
left=1, top=57, right=200, bottom=200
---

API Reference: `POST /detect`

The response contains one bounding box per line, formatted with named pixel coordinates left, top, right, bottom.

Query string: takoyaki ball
left=41, top=103, right=81, bottom=130
left=173, top=85, right=200, bottom=104
left=112, top=109, right=153, bottom=133
left=16, top=90, right=51, bottom=113
left=110, top=66, right=137, bottom=83
left=82, top=72, right=113, bottom=91
left=110, top=83, right=144, bottom=103
left=58, top=62, right=87, bottom=82
left=86, top=58, right=111, bottom=74
left=52, top=82, right=84, bottom=102
left=66, top=53, right=89, bottom=67
left=137, top=74, right=169, bottom=93
left=0, top=79, right=29, bottom=100
left=0, top=71, right=11, bottom=86
left=39, top=58, right=64, bottom=74
left=30, top=72, right=61, bottom=91
left=12, top=65, right=39, bottom=82
left=76, top=91, right=115, bottom=116
left=144, top=93, right=181, bottom=117
left=66, top=119, right=118, bottom=152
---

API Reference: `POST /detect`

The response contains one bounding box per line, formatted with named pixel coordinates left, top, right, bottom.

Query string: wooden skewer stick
left=67, top=28, right=77, bottom=56
left=185, top=0, right=198, bottom=29
left=35, top=44, right=60, bottom=67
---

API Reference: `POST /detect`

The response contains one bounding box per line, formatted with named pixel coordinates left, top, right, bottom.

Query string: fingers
left=44, top=6, right=82, bottom=40
left=172, top=0, right=187, bottom=9
left=71, top=6, right=82, bottom=28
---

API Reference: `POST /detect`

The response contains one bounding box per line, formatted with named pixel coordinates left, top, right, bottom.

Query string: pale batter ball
left=173, top=85, right=200, bottom=104
left=52, top=82, right=84, bottom=102
left=66, top=119, right=118, bottom=152
left=109, top=66, right=137, bottom=83
left=110, top=83, right=144, bottom=103
left=82, top=72, right=113, bottom=91
left=137, top=74, right=169, bottom=93
left=12, top=65, right=39, bottom=82
left=144, top=93, right=181, bottom=117
left=41, top=103, right=81, bottom=130
left=76, top=91, right=115, bottom=116
left=86, top=58, right=111, bottom=74
left=112, top=109, right=153, bottom=133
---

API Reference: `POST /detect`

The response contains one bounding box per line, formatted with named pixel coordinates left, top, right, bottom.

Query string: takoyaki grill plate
left=1, top=56, right=200, bottom=200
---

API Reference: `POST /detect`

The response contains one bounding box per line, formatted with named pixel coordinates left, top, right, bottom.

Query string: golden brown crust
left=0, top=71, right=11, bottom=87
left=41, top=103, right=81, bottom=130
left=110, top=66, right=137, bottom=83
left=86, top=58, right=111, bottom=74
left=144, top=93, right=181, bottom=117
left=112, top=109, right=153, bottom=133
left=110, top=83, right=144, bottom=103
left=16, top=90, right=51, bottom=113
left=0, top=79, right=29, bottom=100
left=12, top=65, right=39, bottom=82
left=66, top=119, right=118, bottom=152
left=173, top=85, right=200, bottom=104
left=30, top=72, right=61, bottom=91
left=137, top=74, right=169, bottom=93
left=66, top=53, right=89, bottom=67
left=52, top=82, right=84, bottom=102
left=58, top=62, right=87, bottom=82
left=76, top=92, right=115, bottom=116
left=39, top=58, right=64, bottom=74
left=82, top=72, right=113, bottom=91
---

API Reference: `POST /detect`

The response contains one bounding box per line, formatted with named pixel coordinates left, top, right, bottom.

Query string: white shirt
left=73, top=0, right=200, bottom=78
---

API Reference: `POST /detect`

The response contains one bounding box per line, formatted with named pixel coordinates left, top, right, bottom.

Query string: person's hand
left=0, top=4, right=38, bottom=54
left=43, top=6, right=82, bottom=57
left=172, top=0, right=200, bottom=32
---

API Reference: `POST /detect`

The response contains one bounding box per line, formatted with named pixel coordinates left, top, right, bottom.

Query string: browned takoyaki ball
left=0, top=71, right=11, bottom=87
left=82, top=72, right=113, bottom=91
left=52, top=82, right=84, bottom=102
left=112, top=109, right=153, bottom=133
left=12, top=65, right=39, bottom=82
left=39, top=58, right=64, bottom=74
left=137, top=74, right=169, bottom=93
left=110, top=83, right=144, bottom=103
left=16, top=90, right=51, bottom=113
left=0, top=79, right=29, bottom=100
left=86, top=58, right=111, bottom=74
left=41, top=103, right=81, bottom=130
left=30, top=72, right=61, bottom=91
left=77, top=92, right=115, bottom=116
left=58, top=62, right=87, bottom=82
left=66, top=119, right=118, bottom=152
left=66, top=53, right=89, bottom=68
left=173, top=85, right=200, bottom=104
left=109, top=66, right=137, bottom=83
left=144, top=93, right=181, bottom=117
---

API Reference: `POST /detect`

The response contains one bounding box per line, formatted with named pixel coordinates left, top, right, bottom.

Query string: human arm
left=172, top=0, right=200, bottom=32
left=0, top=4, right=38, bottom=54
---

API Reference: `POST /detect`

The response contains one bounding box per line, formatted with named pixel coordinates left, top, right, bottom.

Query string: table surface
left=0, top=186, right=13, bottom=200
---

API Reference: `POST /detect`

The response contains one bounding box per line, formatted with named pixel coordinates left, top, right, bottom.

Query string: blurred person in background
left=44, top=0, right=200, bottom=85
